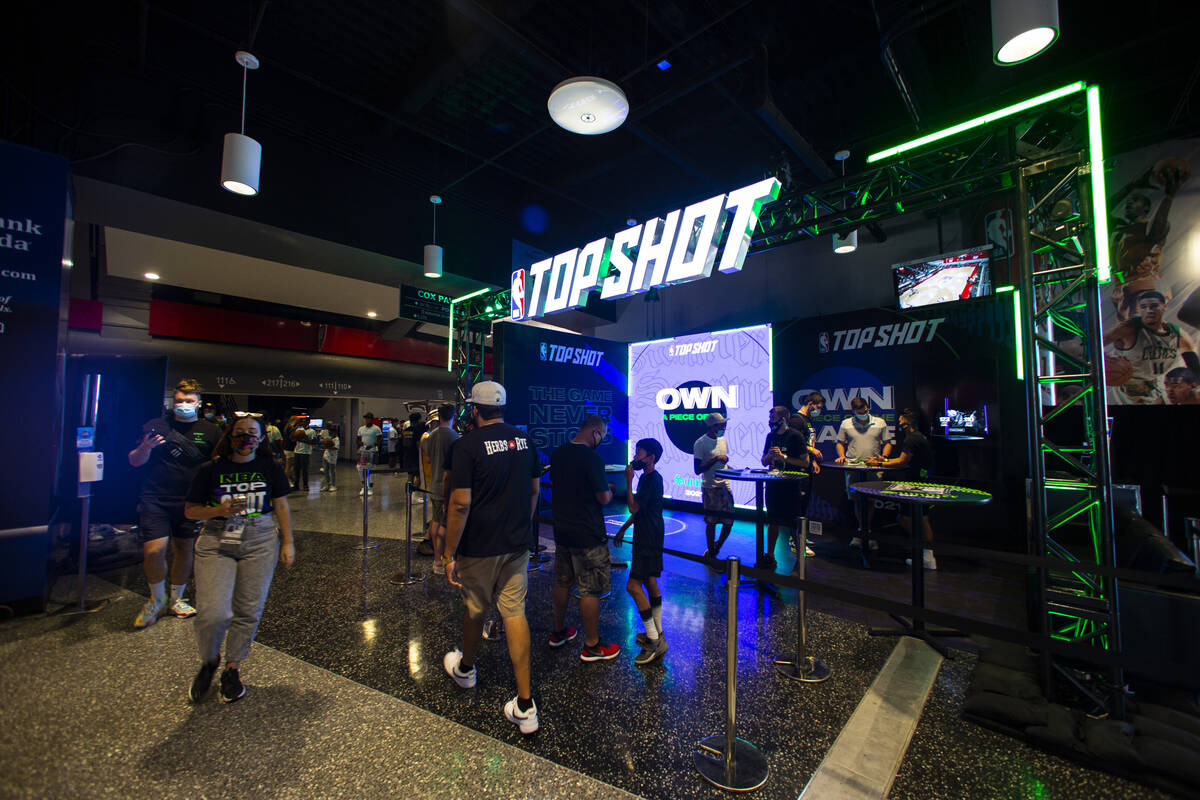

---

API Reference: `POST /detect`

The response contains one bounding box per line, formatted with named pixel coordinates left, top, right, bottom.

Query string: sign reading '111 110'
left=510, top=177, right=780, bottom=321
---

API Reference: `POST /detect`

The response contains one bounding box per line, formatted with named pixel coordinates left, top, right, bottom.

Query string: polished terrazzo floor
left=5, top=463, right=1171, bottom=799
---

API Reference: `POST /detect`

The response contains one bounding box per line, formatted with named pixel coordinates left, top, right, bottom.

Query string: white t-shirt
left=320, top=430, right=339, bottom=463
left=358, top=424, right=382, bottom=448
left=693, top=433, right=730, bottom=489
left=293, top=428, right=314, bottom=455
left=837, top=415, right=892, bottom=461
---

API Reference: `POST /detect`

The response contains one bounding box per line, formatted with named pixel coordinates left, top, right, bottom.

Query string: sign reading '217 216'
left=510, top=178, right=780, bottom=320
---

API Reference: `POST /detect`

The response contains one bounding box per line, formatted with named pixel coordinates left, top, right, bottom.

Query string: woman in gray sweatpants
left=184, top=414, right=295, bottom=703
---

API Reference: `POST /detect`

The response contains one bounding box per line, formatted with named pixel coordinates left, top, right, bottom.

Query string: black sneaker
left=220, top=667, right=246, bottom=703
left=548, top=626, right=578, bottom=648
left=188, top=661, right=218, bottom=703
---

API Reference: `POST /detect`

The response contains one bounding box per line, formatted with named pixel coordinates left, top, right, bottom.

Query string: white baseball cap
left=705, top=412, right=727, bottom=426
left=468, top=381, right=507, bottom=406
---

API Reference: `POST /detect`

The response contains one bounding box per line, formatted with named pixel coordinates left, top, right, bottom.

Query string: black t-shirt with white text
left=632, top=470, right=665, bottom=555
left=550, top=442, right=608, bottom=549
left=186, top=454, right=291, bottom=518
left=137, top=416, right=222, bottom=501
left=449, top=423, right=541, bottom=558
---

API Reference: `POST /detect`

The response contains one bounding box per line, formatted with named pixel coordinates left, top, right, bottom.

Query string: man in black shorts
left=549, top=414, right=620, bottom=661
left=442, top=382, right=543, bottom=734
left=761, top=405, right=811, bottom=569
left=127, top=378, right=222, bottom=628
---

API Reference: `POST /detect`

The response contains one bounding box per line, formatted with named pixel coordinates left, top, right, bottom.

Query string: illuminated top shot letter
left=716, top=177, right=780, bottom=274
left=542, top=248, right=578, bottom=315
left=664, top=193, right=727, bottom=285
left=600, top=224, right=641, bottom=300
left=526, top=257, right=554, bottom=318
left=631, top=209, right=681, bottom=292
left=568, top=236, right=612, bottom=310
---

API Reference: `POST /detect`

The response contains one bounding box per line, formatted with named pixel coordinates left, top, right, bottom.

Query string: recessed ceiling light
left=144, top=272, right=160, bottom=280
left=991, top=0, right=1059, bottom=65
left=367, top=311, right=377, bottom=318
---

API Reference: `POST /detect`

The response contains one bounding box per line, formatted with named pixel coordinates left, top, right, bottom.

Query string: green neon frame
left=867, top=80, right=1111, bottom=285
left=996, top=286, right=1024, bottom=380
left=446, top=288, right=491, bottom=372
left=865, top=82, right=1086, bottom=163
left=1086, top=86, right=1111, bottom=283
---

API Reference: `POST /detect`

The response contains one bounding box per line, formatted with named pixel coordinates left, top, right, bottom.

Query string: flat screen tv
left=893, top=245, right=993, bottom=309
left=308, top=418, right=323, bottom=428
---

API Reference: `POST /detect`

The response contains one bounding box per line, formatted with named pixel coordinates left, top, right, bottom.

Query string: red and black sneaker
left=548, top=626, right=578, bottom=648
left=580, top=642, right=621, bottom=662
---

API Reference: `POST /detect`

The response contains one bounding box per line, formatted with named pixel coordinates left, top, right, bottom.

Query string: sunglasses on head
left=233, top=411, right=263, bottom=418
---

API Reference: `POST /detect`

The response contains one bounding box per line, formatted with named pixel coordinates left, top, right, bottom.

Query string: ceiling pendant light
left=547, top=77, right=629, bottom=135
left=991, top=0, right=1059, bottom=66
left=833, top=150, right=858, bottom=254
left=424, top=195, right=443, bottom=278
left=220, top=50, right=262, bottom=195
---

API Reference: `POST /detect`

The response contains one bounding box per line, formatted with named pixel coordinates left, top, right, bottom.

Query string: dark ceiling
left=6, top=0, right=1200, bottom=289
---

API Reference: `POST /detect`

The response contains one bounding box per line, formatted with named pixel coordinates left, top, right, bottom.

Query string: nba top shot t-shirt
left=449, top=422, right=542, bottom=558
left=186, top=454, right=291, bottom=518
left=138, top=416, right=222, bottom=501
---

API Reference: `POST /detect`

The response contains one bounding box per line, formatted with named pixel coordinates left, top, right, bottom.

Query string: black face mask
left=630, top=458, right=647, bottom=471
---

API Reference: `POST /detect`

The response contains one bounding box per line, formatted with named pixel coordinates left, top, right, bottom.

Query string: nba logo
left=511, top=269, right=526, bottom=320
left=818, top=332, right=831, bottom=353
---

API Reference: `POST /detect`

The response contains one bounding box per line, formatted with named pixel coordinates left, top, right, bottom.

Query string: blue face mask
left=854, top=412, right=870, bottom=423
left=174, top=403, right=198, bottom=420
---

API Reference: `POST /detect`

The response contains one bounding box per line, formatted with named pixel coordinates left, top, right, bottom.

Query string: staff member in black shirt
left=866, top=408, right=937, bottom=569
left=761, top=405, right=812, bottom=569
left=549, top=415, right=620, bottom=661
left=128, top=378, right=222, bottom=629
left=442, top=381, right=543, bottom=734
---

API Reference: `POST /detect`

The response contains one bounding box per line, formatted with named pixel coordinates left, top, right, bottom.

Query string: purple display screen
left=628, top=325, right=772, bottom=508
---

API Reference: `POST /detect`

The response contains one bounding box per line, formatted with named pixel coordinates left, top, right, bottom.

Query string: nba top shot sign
left=510, top=177, right=780, bottom=321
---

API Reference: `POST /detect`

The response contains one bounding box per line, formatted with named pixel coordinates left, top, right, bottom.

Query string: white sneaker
left=359, top=488, right=365, bottom=496
left=805, top=544, right=816, bottom=558
left=503, top=696, right=539, bottom=734
left=906, top=549, right=938, bottom=570
left=368, top=488, right=373, bottom=496
left=329, top=486, right=337, bottom=492
left=849, top=536, right=863, bottom=548
left=443, top=649, right=477, bottom=688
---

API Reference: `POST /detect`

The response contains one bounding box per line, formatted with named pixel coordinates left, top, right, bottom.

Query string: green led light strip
left=446, top=288, right=491, bottom=372
left=997, top=286, right=1025, bottom=380
left=866, top=82, right=1086, bottom=164
left=1086, top=86, right=1111, bottom=283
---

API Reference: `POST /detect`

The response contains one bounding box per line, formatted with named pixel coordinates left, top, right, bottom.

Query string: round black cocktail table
left=848, top=480, right=992, bottom=656
left=820, top=461, right=910, bottom=567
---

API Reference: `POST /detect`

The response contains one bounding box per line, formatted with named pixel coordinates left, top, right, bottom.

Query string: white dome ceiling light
left=992, top=0, right=1060, bottom=66
left=547, top=77, right=629, bottom=135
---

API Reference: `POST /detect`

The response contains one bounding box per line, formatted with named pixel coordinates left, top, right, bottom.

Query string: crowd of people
left=123, top=376, right=936, bottom=733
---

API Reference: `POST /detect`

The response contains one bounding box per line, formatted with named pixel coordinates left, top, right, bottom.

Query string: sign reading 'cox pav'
left=510, top=177, right=780, bottom=320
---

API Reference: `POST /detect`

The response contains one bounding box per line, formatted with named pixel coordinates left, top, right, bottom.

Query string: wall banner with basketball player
left=1102, top=140, right=1200, bottom=406
left=493, top=321, right=629, bottom=467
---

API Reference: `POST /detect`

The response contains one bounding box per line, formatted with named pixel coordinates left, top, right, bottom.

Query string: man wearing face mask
left=837, top=396, right=894, bottom=548
left=128, top=378, right=223, bottom=628
left=761, top=405, right=812, bottom=568
left=548, top=414, right=620, bottom=661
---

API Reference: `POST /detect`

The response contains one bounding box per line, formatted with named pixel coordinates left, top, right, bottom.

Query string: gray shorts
left=702, top=485, right=734, bottom=525
left=457, top=551, right=528, bottom=620
left=554, top=544, right=611, bottom=597
left=431, top=498, right=447, bottom=525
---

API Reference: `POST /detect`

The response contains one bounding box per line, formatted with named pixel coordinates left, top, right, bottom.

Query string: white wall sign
left=510, top=177, right=780, bottom=320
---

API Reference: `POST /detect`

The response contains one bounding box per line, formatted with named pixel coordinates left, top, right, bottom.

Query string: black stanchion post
left=693, top=556, right=768, bottom=792
left=393, top=483, right=425, bottom=584
left=774, top=517, right=832, bottom=683
left=354, top=462, right=378, bottom=551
